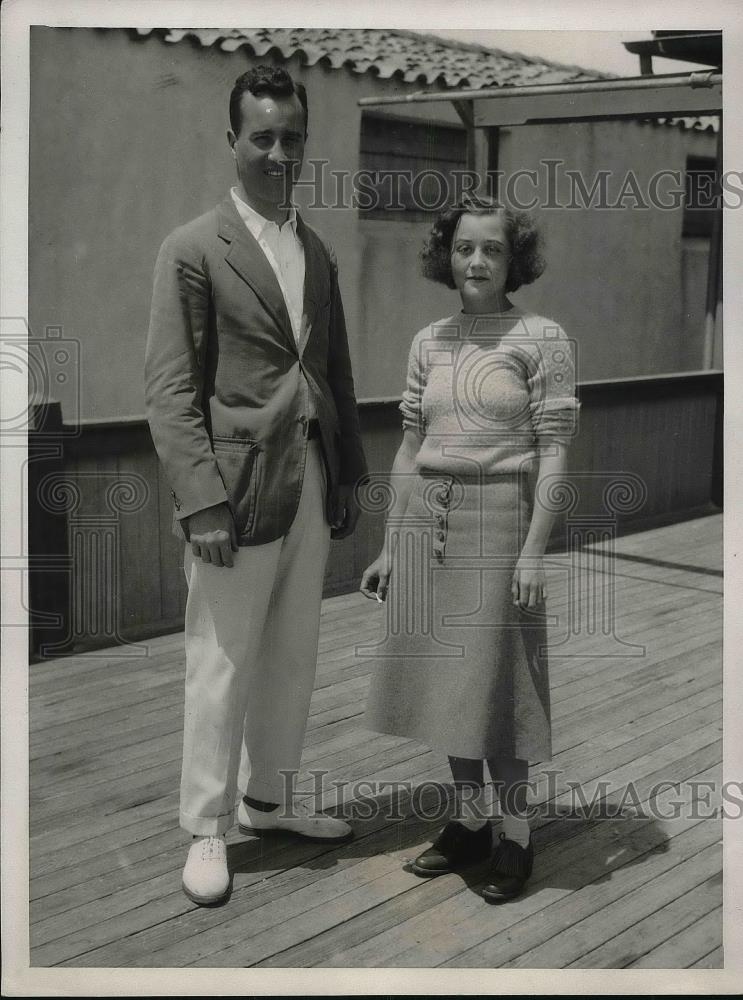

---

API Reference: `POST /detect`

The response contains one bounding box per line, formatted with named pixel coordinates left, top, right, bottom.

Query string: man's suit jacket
left=145, top=195, right=367, bottom=545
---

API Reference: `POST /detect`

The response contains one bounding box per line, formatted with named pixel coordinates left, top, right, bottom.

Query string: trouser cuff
left=179, top=808, right=234, bottom=837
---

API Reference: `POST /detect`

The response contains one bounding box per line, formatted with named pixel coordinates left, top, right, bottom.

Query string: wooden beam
left=451, top=98, right=489, bottom=191
left=452, top=100, right=497, bottom=194
left=359, top=73, right=722, bottom=108
left=472, top=81, right=721, bottom=127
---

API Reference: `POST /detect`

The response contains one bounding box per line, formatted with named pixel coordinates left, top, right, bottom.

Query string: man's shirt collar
left=230, top=187, right=298, bottom=240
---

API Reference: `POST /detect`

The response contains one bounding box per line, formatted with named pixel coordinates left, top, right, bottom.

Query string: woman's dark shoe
left=410, top=820, right=492, bottom=878
left=482, top=830, right=534, bottom=904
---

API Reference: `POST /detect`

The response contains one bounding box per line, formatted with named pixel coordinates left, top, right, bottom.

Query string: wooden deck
left=29, top=514, right=723, bottom=969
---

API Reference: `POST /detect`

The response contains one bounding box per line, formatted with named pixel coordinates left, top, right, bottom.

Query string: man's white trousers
left=179, top=440, right=331, bottom=836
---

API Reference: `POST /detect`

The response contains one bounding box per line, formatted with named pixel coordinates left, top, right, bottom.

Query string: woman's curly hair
left=420, top=194, right=546, bottom=293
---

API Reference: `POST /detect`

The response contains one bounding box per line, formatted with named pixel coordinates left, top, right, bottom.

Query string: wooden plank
left=31, top=718, right=419, bottom=851
left=565, top=867, right=721, bottom=968
left=31, top=671, right=183, bottom=730
left=551, top=625, right=720, bottom=697
left=533, top=700, right=721, bottom=814
left=30, top=799, right=180, bottom=883
left=34, top=656, right=720, bottom=800
left=355, top=762, right=721, bottom=969
left=458, top=826, right=721, bottom=971
left=31, top=637, right=721, bottom=832
left=552, top=659, right=720, bottom=752
left=31, top=708, right=184, bottom=761
left=30, top=737, right=422, bottom=922
left=30, top=730, right=433, bottom=863
left=272, top=813, right=720, bottom=968
left=31, top=790, right=180, bottom=870
left=601, top=516, right=721, bottom=561
left=30, top=657, right=720, bottom=847
left=31, top=678, right=183, bottom=745
left=543, top=725, right=722, bottom=819
left=28, top=589, right=373, bottom=686
left=35, top=711, right=393, bottom=793
left=32, top=811, right=417, bottom=951
left=158, top=769, right=721, bottom=970
left=30, top=643, right=184, bottom=695
left=575, top=564, right=722, bottom=602
left=312, top=607, right=719, bottom=721
left=30, top=719, right=402, bottom=901
left=550, top=627, right=721, bottom=707
left=628, top=905, right=723, bottom=968
left=33, top=728, right=720, bottom=968
left=30, top=824, right=186, bottom=907
left=284, top=756, right=720, bottom=966
left=33, top=752, right=720, bottom=964
left=30, top=634, right=185, bottom=684
left=36, top=775, right=451, bottom=966
left=586, top=559, right=722, bottom=593
left=599, top=519, right=721, bottom=561
left=554, top=641, right=721, bottom=722
left=31, top=738, right=183, bottom=809
left=31, top=728, right=183, bottom=785
left=690, top=944, right=724, bottom=968
left=29, top=616, right=379, bottom=710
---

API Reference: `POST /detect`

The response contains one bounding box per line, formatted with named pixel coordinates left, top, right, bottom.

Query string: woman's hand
left=512, top=555, right=547, bottom=609
left=360, top=552, right=393, bottom=603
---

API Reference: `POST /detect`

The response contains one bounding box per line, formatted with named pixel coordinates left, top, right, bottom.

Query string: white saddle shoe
left=182, top=835, right=230, bottom=906
left=237, top=797, right=354, bottom=842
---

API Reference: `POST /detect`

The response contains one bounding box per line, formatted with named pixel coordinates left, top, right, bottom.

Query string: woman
left=360, top=194, right=579, bottom=904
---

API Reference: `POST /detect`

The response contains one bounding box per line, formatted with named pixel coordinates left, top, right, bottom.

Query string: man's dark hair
left=229, top=66, right=309, bottom=137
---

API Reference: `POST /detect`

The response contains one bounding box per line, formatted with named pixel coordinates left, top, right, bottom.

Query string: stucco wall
left=498, top=120, right=720, bottom=380
left=29, top=27, right=718, bottom=420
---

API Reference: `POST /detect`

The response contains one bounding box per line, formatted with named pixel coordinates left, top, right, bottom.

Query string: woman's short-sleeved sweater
left=400, top=310, right=580, bottom=476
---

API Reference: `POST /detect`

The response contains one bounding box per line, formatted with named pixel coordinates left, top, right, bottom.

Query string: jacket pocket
left=212, top=436, right=261, bottom=537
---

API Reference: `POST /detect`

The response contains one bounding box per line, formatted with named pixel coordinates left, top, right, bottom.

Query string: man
left=145, top=66, right=367, bottom=906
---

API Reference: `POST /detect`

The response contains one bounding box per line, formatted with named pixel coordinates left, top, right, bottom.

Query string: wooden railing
left=28, top=370, right=722, bottom=655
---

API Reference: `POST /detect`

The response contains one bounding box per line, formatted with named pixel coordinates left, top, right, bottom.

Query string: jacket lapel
left=296, top=216, right=328, bottom=358
left=217, top=197, right=295, bottom=352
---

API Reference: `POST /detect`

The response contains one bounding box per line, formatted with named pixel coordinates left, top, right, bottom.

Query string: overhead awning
left=358, top=72, right=721, bottom=126
left=624, top=30, right=722, bottom=75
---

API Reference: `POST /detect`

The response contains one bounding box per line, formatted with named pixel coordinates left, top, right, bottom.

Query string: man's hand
left=187, top=502, right=239, bottom=567
left=330, top=484, right=360, bottom=540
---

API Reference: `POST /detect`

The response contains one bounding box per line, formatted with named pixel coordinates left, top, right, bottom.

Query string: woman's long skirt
left=362, top=470, right=552, bottom=763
